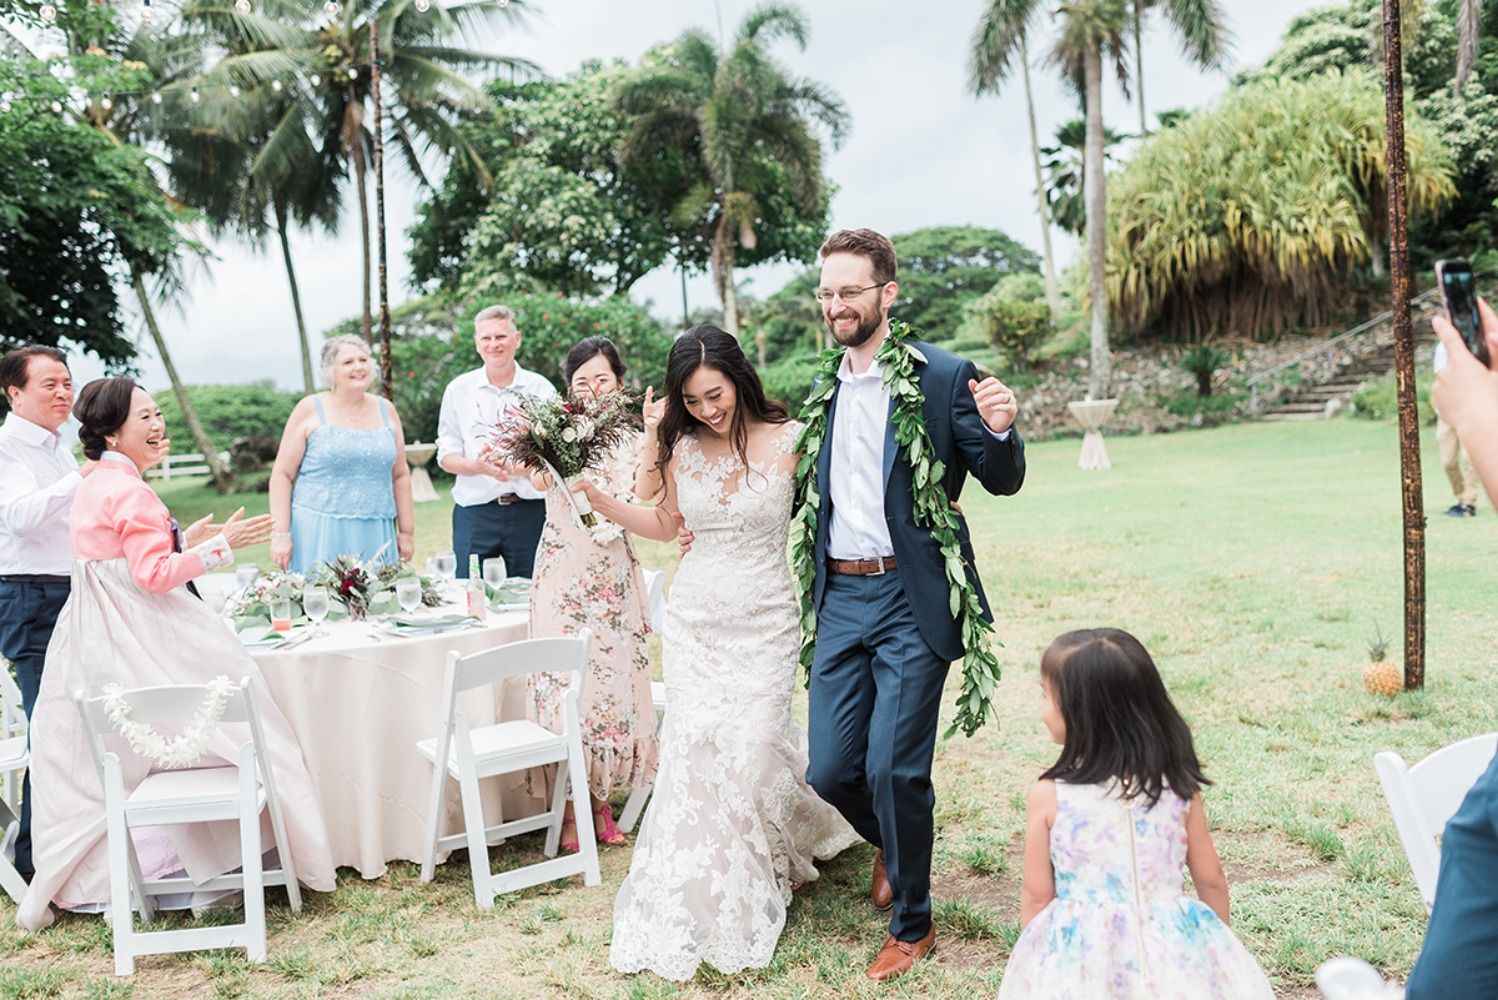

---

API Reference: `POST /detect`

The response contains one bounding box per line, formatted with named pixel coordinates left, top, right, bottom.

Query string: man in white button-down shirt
left=436, top=305, right=557, bottom=578
left=0, top=346, right=96, bottom=880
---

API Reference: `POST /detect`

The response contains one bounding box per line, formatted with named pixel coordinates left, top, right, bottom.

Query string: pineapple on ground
left=1363, top=628, right=1402, bottom=697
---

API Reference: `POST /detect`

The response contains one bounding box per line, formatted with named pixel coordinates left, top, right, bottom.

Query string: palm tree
left=1124, top=1, right=1226, bottom=135
left=614, top=2, right=849, bottom=363
left=1040, top=118, right=1126, bottom=236
left=1454, top=0, right=1484, bottom=97
left=971, top=23, right=1063, bottom=321
left=971, top=0, right=1229, bottom=399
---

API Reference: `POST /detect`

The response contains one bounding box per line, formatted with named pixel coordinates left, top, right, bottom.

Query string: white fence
left=145, top=451, right=230, bottom=481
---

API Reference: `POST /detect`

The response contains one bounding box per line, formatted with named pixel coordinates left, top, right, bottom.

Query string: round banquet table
left=249, top=609, right=543, bottom=879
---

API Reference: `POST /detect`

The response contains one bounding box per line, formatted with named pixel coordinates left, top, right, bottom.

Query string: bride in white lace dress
left=579, top=326, right=858, bottom=981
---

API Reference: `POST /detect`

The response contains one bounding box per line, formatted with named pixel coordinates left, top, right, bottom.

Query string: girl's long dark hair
left=1040, top=628, right=1209, bottom=807
left=655, top=325, right=787, bottom=476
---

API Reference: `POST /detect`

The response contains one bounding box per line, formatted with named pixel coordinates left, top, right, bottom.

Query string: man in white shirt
left=0, top=346, right=95, bottom=880
left=1434, top=342, right=1480, bottom=517
left=436, top=305, right=557, bottom=578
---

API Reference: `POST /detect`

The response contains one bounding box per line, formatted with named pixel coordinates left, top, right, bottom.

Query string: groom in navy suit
left=804, top=229, right=1025, bottom=981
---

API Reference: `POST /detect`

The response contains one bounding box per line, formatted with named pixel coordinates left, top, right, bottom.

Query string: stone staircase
left=1258, top=329, right=1435, bottom=421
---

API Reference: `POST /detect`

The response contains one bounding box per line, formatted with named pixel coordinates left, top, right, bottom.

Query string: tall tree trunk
left=275, top=198, right=316, bottom=394
left=1083, top=45, right=1111, bottom=400
left=714, top=219, right=740, bottom=340
left=372, top=18, right=393, bottom=401
left=353, top=132, right=373, bottom=344
left=129, top=266, right=234, bottom=492
left=1021, top=37, right=1062, bottom=321
left=1134, top=1, right=1149, bottom=137
left=1454, top=0, right=1480, bottom=98
left=1382, top=0, right=1425, bottom=689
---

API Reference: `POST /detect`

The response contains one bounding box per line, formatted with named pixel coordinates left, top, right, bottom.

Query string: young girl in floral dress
left=999, top=628, right=1275, bottom=999
left=527, top=337, right=658, bottom=850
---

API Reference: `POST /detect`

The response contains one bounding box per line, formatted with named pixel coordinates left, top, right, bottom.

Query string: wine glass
left=269, top=598, right=292, bottom=633
left=396, top=577, right=423, bottom=615
left=303, top=586, right=330, bottom=636
left=482, top=557, right=506, bottom=601
left=433, top=550, right=457, bottom=597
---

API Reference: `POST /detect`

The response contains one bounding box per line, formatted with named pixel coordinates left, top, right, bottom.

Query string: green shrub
left=968, top=294, right=1053, bottom=370
left=1180, top=344, right=1230, bottom=397
left=758, top=353, right=826, bottom=411
left=1348, top=370, right=1435, bottom=424
left=151, top=381, right=301, bottom=450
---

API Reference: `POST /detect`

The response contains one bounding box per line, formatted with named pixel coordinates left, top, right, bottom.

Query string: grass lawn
left=4, top=416, right=1496, bottom=998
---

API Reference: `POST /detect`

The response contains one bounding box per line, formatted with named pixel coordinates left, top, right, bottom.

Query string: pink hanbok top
left=69, top=453, right=232, bottom=589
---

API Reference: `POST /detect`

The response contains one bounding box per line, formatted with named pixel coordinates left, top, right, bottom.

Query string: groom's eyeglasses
left=813, top=282, right=889, bottom=304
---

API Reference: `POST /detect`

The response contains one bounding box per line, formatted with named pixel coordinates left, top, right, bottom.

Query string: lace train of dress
left=608, top=425, right=858, bottom=981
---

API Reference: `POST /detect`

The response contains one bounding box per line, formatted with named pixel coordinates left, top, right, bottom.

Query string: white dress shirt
left=436, top=364, right=558, bottom=507
left=0, top=413, right=82, bottom=575
left=827, top=354, right=896, bottom=560
left=826, top=351, right=1013, bottom=560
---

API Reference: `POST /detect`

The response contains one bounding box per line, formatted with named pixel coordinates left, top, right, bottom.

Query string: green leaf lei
left=791, top=319, right=1002, bottom=739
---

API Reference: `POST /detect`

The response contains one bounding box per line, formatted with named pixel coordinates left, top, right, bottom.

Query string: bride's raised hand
left=642, top=387, right=666, bottom=432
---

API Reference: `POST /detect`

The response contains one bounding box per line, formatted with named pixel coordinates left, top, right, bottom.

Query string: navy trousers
left=0, top=577, right=70, bottom=877
left=1406, top=749, right=1498, bottom=999
left=451, top=499, right=545, bottom=579
left=806, top=570, right=950, bottom=942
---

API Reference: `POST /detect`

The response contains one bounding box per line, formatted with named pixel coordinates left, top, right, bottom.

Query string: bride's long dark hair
left=654, top=325, right=788, bottom=478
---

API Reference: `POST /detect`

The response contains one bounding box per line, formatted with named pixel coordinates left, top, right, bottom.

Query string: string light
left=0, top=93, right=12, bottom=114
left=50, top=100, right=62, bottom=113
left=414, top=0, right=429, bottom=10
left=310, top=74, right=321, bottom=87
left=271, top=78, right=282, bottom=92
left=101, top=94, right=112, bottom=110
left=140, top=0, right=155, bottom=21
left=39, top=2, right=56, bottom=20
left=151, top=91, right=162, bottom=104
left=323, top=0, right=340, bottom=13
left=347, top=66, right=357, bottom=80
left=189, top=85, right=199, bottom=103
left=234, top=0, right=250, bottom=11
left=229, top=84, right=240, bottom=97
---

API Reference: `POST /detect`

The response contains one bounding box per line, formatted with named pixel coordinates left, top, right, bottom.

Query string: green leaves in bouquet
left=493, top=389, right=639, bottom=480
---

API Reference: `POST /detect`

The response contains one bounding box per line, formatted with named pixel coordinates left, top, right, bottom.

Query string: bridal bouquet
left=494, top=390, right=636, bottom=527
left=312, top=553, right=442, bottom=621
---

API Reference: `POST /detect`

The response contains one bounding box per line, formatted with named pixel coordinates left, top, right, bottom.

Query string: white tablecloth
left=250, top=610, right=538, bottom=878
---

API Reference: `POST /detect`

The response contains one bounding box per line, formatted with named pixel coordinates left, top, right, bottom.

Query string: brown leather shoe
left=866, top=927, right=937, bottom=981
left=871, top=849, right=893, bottom=911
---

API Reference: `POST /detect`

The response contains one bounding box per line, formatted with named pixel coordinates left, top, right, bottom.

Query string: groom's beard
left=827, top=305, right=883, bottom=349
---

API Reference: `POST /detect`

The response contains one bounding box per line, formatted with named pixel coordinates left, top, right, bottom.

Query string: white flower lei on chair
left=102, top=675, right=235, bottom=768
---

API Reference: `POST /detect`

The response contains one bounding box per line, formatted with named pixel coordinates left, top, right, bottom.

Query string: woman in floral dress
left=528, top=337, right=659, bottom=850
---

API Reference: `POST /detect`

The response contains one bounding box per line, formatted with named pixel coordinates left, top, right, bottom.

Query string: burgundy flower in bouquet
left=493, top=390, right=636, bottom=527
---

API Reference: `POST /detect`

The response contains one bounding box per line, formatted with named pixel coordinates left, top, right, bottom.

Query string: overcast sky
left=70, top=0, right=1328, bottom=391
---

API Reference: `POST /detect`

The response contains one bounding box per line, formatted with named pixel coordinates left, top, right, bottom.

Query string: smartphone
left=1435, top=259, right=1490, bottom=367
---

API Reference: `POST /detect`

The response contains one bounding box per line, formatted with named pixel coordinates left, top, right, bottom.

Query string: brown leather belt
left=826, top=556, right=898, bottom=576
left=495, top=494, right=524, bottom=506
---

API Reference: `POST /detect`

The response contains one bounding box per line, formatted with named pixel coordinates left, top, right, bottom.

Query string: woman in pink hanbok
left=17, top=377, right=336, bottom=931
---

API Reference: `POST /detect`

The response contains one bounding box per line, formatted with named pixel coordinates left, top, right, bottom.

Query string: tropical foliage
left=613, top=1, right=848, bottom=360
left=1105, top=70, right=1455, bottom=339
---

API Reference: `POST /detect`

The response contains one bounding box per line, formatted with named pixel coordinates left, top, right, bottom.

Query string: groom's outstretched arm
left=949, top=359, right=1025, bottom=497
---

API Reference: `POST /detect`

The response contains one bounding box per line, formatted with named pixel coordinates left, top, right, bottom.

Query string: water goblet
left=235, top=564, right=259, bottom=589
left=433, top=550, right=457, bottom=598
left=396, top=577, right=423, bottom=615
left=303, top=586, right=330, bottom=636
left=482, top=557, right=506, bottom=601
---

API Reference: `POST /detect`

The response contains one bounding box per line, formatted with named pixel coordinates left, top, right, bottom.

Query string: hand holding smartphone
left=1435, top=259, right=1491, bottom=368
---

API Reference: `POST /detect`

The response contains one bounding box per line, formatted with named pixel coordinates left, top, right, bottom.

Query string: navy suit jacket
left=811, top=340, right=1025, bottom=662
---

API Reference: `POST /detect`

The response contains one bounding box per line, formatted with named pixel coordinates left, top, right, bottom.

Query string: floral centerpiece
left=493, top=390, right=637, bottom=528
left=226, top=556, right=441, bottom=627
left=313, top=554, right=441, bottom=621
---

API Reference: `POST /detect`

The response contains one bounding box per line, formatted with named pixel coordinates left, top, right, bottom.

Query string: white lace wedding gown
left=609, top=423, right=859, bottom=981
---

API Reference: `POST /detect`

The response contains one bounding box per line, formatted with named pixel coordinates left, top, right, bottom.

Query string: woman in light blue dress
left=268, top=335, right=415, bottom=573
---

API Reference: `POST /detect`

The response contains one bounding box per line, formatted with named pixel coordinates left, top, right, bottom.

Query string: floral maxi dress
left=528, top=438, right=658, bottom=801
left=998, top=782, right=1275, bottom=1000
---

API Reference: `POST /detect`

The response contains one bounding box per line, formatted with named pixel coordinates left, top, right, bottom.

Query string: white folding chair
left=0, top=668, right=29, bottom=905
left=616, top=681, right=667, bottom=834
left=1375, top=732, right=1498, bottom=912
left=75, top=678, right=302, bottom=975
left=641, top=568, right=668, bottom=634
left=417, top=630, right=601, bottom=907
